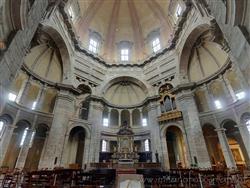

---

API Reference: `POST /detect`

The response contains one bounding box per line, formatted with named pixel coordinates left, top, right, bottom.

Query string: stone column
left=88, top=100, right=104, bottom=163
left=83, top=137, right=91, bottom=165
left=106, top=140, right=110, bottom=152
left=232, top=109, right=250, bottom=165
left=129, top=110, right=133, bottom=127
left=39, top=90, right=75, bottom=169
left=118, top=110, right=121, bottom=127
left=15, top=129, right=33, bottom=169
left=15, top=115, right=37, bottom=169
left=60, top=134, right=70, bottom=167
left=176, top=90, right=211, bottom=167
left=201, top=84, right=214, bottom=110
left=0, top=110, right=20, bottom=166
left=218, top=75, right=233, bottom=103
left=231, top=63, right=249, bottom=89
left=147, top=101, right=163, bottom=163
left=215, top=128, right=236, bottom=168
left=139, top=109, right=143, bottom=126
left=222, top=74, right=237, bottom=102
left=108, top=108, right=111, bottom=126
left=161, top=134, right=170, bottom=170
left=16, top=77, right=31, bottom=104
left=36, top=84, right=47, bottom=110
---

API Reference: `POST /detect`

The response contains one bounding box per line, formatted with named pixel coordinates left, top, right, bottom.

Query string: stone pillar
left=201, top=84, right=214, bottom=110
left=39, top=90, right=75, bottom=169
left=15, top=115, right=37, bottom=169
left=118, top=110, right=121, bottom=127
left=108, top=108, right=111, bottom=126
left=147, top=101, right=162, bottom=163
left=161, top=135, right=170, bottom=170
left=36, top=84, right=46, bottom=110
left=15, top=129, right=33, bottom=169
left=176, top=90, right=211, bottom=167
left=139, top=109, right=143, bottom=126
left=88, top=100, right=103, bottom=163
left=129, top=110, right=133, bottom=127
left=222, top=74, right=237, bottom=102
left=106, top=140, right=110, bottom=152
left=16, top=77, right=31, bottom=104
left=218, top=75, right=233, bottom=103
left=0, top=110, right=20, bottom=166
left=60, top=134, right=70, bottom=167
left=82, top=137, right=91, bottom=165
left=215, top=128, right=236, bottom=168
left=232, top=109, right=250, bottom=165
left=231, top=63, right=249, bottom=90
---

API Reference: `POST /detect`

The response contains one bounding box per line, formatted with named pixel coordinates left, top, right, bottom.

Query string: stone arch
left=0, top=114, right=14, bottom=125
left=165, top=125, right=187, bottom=168
left=38, top=25, right=72, bottom=83
left=24, top=123, right=49, bottom=171
left=66, top=126, right=86, bottom=168
left=2, top=119, right=31, bottom=169
left=160, top=122, right=185, bottom=138
left=225, top=0, right=247, bottom=26
left=179, top=24, right=211, bottom=81
left=132, top=109, right=141, bottom=126
left=0, top=0, right=29, bottom=43
left=67, top=123, right=91, bottom=139
left=221, top=119, right=250, bottom=166
left=101, top=76, right=150, bottom=95
left=202, top=123, right=225, bottom=167
left=110, top=109, right=119, bottom=126
left=121, top=110, right=130, bottom=126
left=240, top=112, right=250, bottom=125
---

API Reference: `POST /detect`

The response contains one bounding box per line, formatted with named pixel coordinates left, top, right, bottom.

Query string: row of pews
left=0, top=167, right=250, bottom=187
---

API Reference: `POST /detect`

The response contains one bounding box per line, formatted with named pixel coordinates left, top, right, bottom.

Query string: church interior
left=0, top=0, right=250, bottom=187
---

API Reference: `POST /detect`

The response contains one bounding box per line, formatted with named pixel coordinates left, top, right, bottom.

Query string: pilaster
left=176, top=90, right=211, bottom=167
left=39, top=90, right=75, bottom=169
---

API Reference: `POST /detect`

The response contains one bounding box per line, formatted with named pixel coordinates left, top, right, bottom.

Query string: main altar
left=112, top=121, right=139, bottom=164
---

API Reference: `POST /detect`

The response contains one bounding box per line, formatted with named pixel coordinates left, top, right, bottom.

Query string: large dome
left=69, top=0, right=178, bottom=64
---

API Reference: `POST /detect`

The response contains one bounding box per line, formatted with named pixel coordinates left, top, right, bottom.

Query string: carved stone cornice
left=21, top=64, right=81, bottom=95
left=89, top=95, right=160, bottom=109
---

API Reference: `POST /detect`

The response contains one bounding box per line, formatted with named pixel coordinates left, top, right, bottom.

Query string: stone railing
left=158, top=110, right=182, bottom=123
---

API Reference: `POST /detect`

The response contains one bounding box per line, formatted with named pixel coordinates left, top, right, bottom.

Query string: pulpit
left=112, top=121, right=139, bottom=164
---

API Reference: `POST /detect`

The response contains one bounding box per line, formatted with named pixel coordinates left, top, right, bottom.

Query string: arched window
left=152, top=37, right=161, bottom=52
left=20, top=127, right=29, bottom=147
left=101, top=140, right=107, bottom=152
left=144, top=139, right=150, bottom=152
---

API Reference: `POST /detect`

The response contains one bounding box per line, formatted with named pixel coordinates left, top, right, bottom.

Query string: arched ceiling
left=188, top=31, right=229, bottom=82
left=71, top=0, right=174, bottom=64
left=104, top=80, right=147, bottom=106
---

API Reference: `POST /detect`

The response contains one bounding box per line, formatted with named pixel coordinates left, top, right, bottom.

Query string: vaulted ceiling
left=72, top=0, right=175, bottom=64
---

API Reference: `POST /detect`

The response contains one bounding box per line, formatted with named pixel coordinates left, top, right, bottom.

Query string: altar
left=112, top=121, right=139, bottom=165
